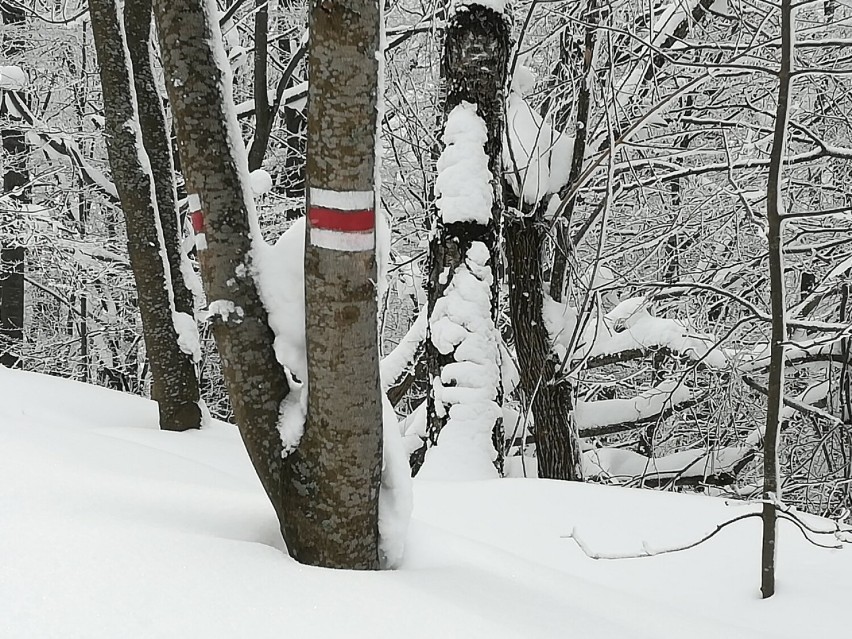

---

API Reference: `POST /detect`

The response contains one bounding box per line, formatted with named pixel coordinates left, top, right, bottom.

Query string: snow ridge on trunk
left=420, top=104, right=501, bottom=480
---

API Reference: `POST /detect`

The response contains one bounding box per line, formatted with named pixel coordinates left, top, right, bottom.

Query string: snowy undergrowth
left=2, top=367, right=851, bottom=638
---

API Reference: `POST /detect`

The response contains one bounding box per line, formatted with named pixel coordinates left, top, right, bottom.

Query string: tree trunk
left=421, top=3, right=509, bottom=476
left=300, top=0, right=384, bottom=568
left=505, top=197, right=583, bottom=480
left=155, top=0, right=386, bottom=569
left=153, top=0, right=291, bottom=511
left=761, top=0, right=794, bottom=600
left=89, top=0, right=201, bottom=431
left=0, top=1, right=27, bottom=368
left=124, top=0, right=196, bottom=318
left=247, top=0, right=270, bottom=172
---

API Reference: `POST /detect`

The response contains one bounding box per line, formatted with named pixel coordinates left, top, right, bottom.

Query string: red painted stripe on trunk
left=190, top=210, right=204, bottom=233
left=309, top=207, right=375, bottom=232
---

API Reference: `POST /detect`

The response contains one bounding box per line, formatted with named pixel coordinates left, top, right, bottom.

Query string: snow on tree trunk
left=420, top=1, right=510, bottom=479
left=153, top=0, right=293, bottom=519
left=123, top=0, right=196, bottom=320
left=89, top=0, right=201, bottom=431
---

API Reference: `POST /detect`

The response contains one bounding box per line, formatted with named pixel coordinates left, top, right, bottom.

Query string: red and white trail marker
left=187, top=193, right=207, bottom=251
left=308, top=188, right=375, bottom=252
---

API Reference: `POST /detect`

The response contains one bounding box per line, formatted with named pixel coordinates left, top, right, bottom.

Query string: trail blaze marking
left=308, top=188, right=375, bottom=252
left=188, top=193, right=207, bottom=251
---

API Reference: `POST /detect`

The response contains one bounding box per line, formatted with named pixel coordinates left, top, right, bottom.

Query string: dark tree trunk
left=505, top=198, right=583, bottom=480
left=0, top=1, right=27, bottom=368
left=247, top=0, right=270, bottom=172
left=89, top=0, right=201, bottom=431
left=422, top=5, right=509, bottom=473
left=124, top=0, right=196, bottom=318
left=761, top=0, right=794, bottom=600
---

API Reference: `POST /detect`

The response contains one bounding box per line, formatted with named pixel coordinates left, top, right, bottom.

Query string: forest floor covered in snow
left=1, top=367, right=850, bottom=638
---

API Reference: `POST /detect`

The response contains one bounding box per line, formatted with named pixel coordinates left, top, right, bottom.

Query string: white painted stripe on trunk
left=187, top=193, right=202, bottom=212
left=310, top=228, right=375, bottom=252
left=310, top=187, right=374, bottom=211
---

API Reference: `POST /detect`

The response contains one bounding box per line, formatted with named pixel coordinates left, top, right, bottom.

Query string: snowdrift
left=1, top=367, right=849, bottom=638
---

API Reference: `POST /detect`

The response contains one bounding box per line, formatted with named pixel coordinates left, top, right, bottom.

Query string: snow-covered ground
left=1, top=367, right=849, bottom=638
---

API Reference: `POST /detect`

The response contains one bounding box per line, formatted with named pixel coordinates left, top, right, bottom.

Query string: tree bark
left=124, top=0, right=196, bottom=318
left=155, top=0, right=385, bottom=569
left=300, top=0, right=384, bottom=569
left=89, top=0, right=201, bottom=431
left=505, top=198, right=583, bottom=480
left=153, top=0, right=291, bottom=508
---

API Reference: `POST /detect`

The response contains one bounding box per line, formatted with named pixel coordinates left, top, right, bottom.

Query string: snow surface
left=2, top=367, right=851, bottom=638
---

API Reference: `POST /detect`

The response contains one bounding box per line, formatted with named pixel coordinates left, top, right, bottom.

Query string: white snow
left=379, top=393, right=413, bottom=568
left=380, top=309, right=426, bottom=389
left=583, top=445, right=753, bottom=483
left=2, top=367, right=851, bottom=638
left=206, top=299, right=243, bottom=323
left=253, top=218, right=307, bottom=381
left=544, top=295, right=729, bottom=369
left=504, top=67, right=574, bottom=206
left=249, top=168, right=273, bottom=196
left=172, top=311, right=202, bottom=363
left=575, top=378, right=694, bottom=432
left=277, top=371, right=306, bottom=456
left=0, top=65, right=27, bottom=90
left=451, top=0, right=509, bottom=16
left=434, top=102, right=494, bottom=224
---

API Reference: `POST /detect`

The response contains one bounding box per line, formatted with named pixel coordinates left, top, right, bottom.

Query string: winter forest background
left=3, top=0, right=852, bottom=624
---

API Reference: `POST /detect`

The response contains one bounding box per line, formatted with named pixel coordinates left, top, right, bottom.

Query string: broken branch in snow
left=565, top=504, right=848, bottom=561
left=564, top=512, right=763, bottom=560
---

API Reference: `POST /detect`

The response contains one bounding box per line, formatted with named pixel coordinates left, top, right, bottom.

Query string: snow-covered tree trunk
left=0, top=1, right=27, bottom=368
left=89, top=0, right=202, bottom=431
left=299, top=0, right=384, bottom=568
left=419, top=1, right=510, bottom=478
